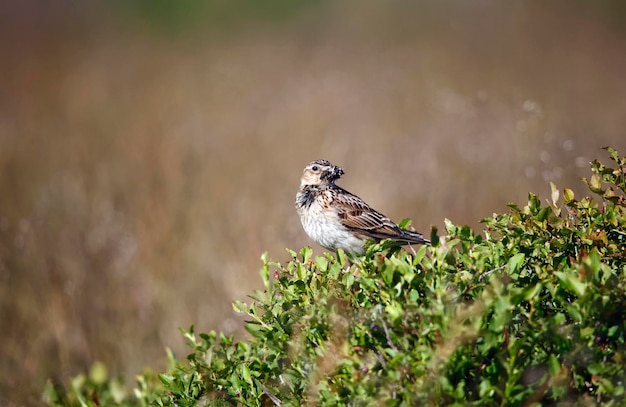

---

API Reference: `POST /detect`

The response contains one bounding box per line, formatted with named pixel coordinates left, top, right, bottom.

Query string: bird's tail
left=400, top=230, right=430, bottom=245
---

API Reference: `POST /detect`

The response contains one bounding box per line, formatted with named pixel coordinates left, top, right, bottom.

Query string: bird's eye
left=311, top=165, right=319, bottom=171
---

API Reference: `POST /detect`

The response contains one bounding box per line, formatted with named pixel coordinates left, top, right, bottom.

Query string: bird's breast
left=295, top=190, right=365, bottom=253
left=295, top=189, right=316, bottom=209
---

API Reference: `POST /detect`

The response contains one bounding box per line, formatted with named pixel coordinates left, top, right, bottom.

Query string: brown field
left=1, top=1, right=625, bottom=405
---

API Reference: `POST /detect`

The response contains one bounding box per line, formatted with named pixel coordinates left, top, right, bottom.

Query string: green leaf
left=398, top=218, right=412, bottom=229
left=563, top=188, right=575, bottom=203
left=385, top=302, right=404, bottom=320
left=230, top=373, right=241, bottom=392
left=604, top=146, right=620, bottom=163
left=240, top=364, right=253, bottom=384
left=548, top=354, right=561, bottom=376
left=550, top=182, right=559, bottom=206
left=523, top=283, right=543, bottom=301
left=608, top=325, right=620, bottom=338
left=528, top=193, right=541, bottom=213
left=412, top=244, right=427, bottom=265
left=314, top=255, right=328, bottom=272
left=555, top=271, right=586, bottom=297
left=285, top=247, right=298, bottom=259
left=507, top=253, right=525, bottom=273
left=158, top=374, right=173, bottom=386
left=336, top=248, right=348, bottom=267
left=584, top=249, right=602, bottom=275
left=233, top=300, right=249, bottom=314
left=588, top=363, right=604, bottom=375
left=300, top=246, right=313, bottom=263
left=444, top=218, right=455, bottom=233
left=244, top=321, right=266, bottom=338
left=589, top=173, right=602, bottom=192
left=328, top=262, right=342, bottom=279
left=537, top=206, right=551, bottom=222
left=344, top=271, right=355, bottom=287
left=88, top=362, right=108, bottom=385
left=260, top=252, right=270, bottom=290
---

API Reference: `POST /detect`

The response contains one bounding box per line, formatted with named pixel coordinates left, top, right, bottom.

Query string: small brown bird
left=295, top=159, right=429, bottom=254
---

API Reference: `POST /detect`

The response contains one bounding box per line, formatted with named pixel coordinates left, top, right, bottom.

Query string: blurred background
left=1, top=1, right=625, bottom=405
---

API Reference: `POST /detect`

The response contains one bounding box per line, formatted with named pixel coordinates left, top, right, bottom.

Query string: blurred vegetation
left=1, top=1, right=626, bottom=405
left=111, top=0, right=323, bottom=34
left=45, top=148, right=626, bottom=405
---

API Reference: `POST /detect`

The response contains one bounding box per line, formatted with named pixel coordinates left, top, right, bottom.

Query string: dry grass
left=1, top=1, right=625, bottom=405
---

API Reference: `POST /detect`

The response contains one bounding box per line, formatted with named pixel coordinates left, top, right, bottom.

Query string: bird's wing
left=331, top=186, right=429, bottom=244
left=332, top=189, right=406, bottom=238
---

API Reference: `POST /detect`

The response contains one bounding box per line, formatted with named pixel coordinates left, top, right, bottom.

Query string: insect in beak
left=322, top=165, right=344, bottom=181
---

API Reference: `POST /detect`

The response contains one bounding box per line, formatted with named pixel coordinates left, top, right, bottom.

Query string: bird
left=295, top=159, right=429, bottom=254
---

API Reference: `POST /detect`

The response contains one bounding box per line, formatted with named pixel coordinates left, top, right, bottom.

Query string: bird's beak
left=325, top=165, right=344, bottom=181
left=319, top=164, right=344, bottom=182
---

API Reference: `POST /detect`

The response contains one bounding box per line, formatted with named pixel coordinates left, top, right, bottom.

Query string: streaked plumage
left=295, top=159, right=429, bottom=254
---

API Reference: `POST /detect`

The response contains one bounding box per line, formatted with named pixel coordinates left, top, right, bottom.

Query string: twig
left=479, top=265, right=507, bottom=281
left=381, top=319, right=400, bottom=352
left=260, top=383, right=282, bottom=406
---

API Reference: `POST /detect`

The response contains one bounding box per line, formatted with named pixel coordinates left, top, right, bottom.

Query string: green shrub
left=45, top=148, right=626, bottom=406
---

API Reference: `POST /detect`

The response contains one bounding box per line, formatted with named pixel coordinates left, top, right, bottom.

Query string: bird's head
left=300, top=159, right=344, bottom=187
